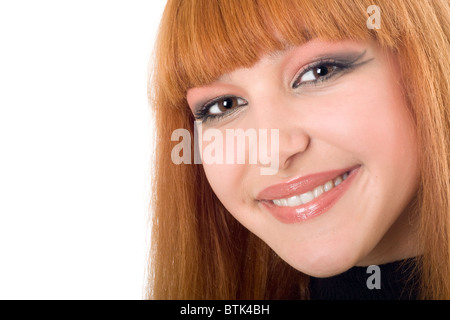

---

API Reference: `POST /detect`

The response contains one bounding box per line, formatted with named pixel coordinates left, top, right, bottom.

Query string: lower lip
left=260, top=167, right=361, bottom=224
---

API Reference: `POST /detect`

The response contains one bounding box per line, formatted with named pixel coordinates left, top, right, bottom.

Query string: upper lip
left=256, top=166, right=359, bottom=201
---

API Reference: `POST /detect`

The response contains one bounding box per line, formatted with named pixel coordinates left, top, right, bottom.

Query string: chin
left=280, top=242, right=363, bottom=278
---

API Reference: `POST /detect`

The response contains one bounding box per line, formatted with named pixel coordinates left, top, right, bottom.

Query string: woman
left=146, top=0, right=450, bottom=299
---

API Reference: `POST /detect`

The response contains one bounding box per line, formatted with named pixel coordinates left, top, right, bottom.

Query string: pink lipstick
left=257, top=166, right=361, bottom=223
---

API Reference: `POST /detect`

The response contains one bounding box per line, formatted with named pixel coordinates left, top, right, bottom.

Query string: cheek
left=200, top=138, right=251, bottom=213
left=199, top=125, right=264, bottom=208
left=202, top=161, right=262, bottom=232
left=200, top=133, right=266, bottom=233
left=203, top=163, right=241, bottom=198
left=306, top=68, right=418, bottom=180
left=358, top=85, right=417, bottom=182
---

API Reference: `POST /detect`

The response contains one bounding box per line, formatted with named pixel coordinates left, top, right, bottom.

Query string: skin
left=187, top=40, right=421, bottom=278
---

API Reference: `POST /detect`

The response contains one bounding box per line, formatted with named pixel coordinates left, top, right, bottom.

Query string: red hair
left=146, top=0, right=450, bottom=299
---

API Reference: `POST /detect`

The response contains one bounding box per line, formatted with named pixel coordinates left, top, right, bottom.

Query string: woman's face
left=187, top=40, right=420, bottom=277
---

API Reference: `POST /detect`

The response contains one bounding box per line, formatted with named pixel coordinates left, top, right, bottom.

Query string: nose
left=251, top=96, right=311, bottom=172
left=277, top=124, right=311, bottom=169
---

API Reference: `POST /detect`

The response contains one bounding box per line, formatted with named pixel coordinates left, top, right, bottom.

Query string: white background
left=0, top=0, right=166, bottom=299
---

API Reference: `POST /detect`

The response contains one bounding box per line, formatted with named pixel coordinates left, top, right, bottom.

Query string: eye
left=209, top=97, right=246, bottom=114
left=293, top=63, right=339, bottom=88
left=300, top=65, right=337, bottom=82
left=195, top=95, right=248, bottom=122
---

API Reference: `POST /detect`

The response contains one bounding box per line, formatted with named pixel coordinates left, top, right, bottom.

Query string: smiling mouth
left=271, top=171, right=350, bottom=207
left=257, top=166, right=361, bottom=223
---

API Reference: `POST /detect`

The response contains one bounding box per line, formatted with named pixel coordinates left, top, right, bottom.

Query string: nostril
left=277, top=129, right=311, bottom=169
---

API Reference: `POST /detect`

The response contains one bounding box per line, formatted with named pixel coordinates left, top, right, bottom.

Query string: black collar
left=309, top=258, right=419, bottom=300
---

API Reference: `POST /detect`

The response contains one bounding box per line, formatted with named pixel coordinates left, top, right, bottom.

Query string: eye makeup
left=192, top=49, right=373, bottom=123
left=194, top=94, right=248, bottom=123
left=291, top=50, right=371, bottom=89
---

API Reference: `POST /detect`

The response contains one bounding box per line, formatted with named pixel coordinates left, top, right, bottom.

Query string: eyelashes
left=291, top=50, right=369, bottom=89
left=291, top=60, right=355, bottom=89
left=194, top=51, right=371, bottom=123
left=194, top=95, right=248, bottom=123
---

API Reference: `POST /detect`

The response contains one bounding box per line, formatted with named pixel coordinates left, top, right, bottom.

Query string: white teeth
left=271, top=171, right=350, bottom=207
left=287, top=195, right=302, bottom=207
left=324, top=180, right=334, bottom=192
left=273, top=199, right=282, bottom=206
left=300, top=191, right=314, bottom=204
left=313, top=185, right=324, bottom=198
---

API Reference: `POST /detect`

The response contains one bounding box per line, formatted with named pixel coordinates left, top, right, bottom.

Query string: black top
left=309, top=259, right=419, bottom=300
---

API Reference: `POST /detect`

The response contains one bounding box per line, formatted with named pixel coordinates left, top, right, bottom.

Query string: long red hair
left=146, top=0, right=450, bottom=299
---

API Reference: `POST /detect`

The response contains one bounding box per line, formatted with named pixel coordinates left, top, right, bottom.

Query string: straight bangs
left=155, top=0, right=402, bottom=109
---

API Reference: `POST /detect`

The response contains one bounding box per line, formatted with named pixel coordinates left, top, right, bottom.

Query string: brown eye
left=208, top=96, right=247, bottom=115
left=313, top=65, right=336, bottom=78
left=218, top=97, right=236, bottom=112
left=293, top=63, right=339, bottom=88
